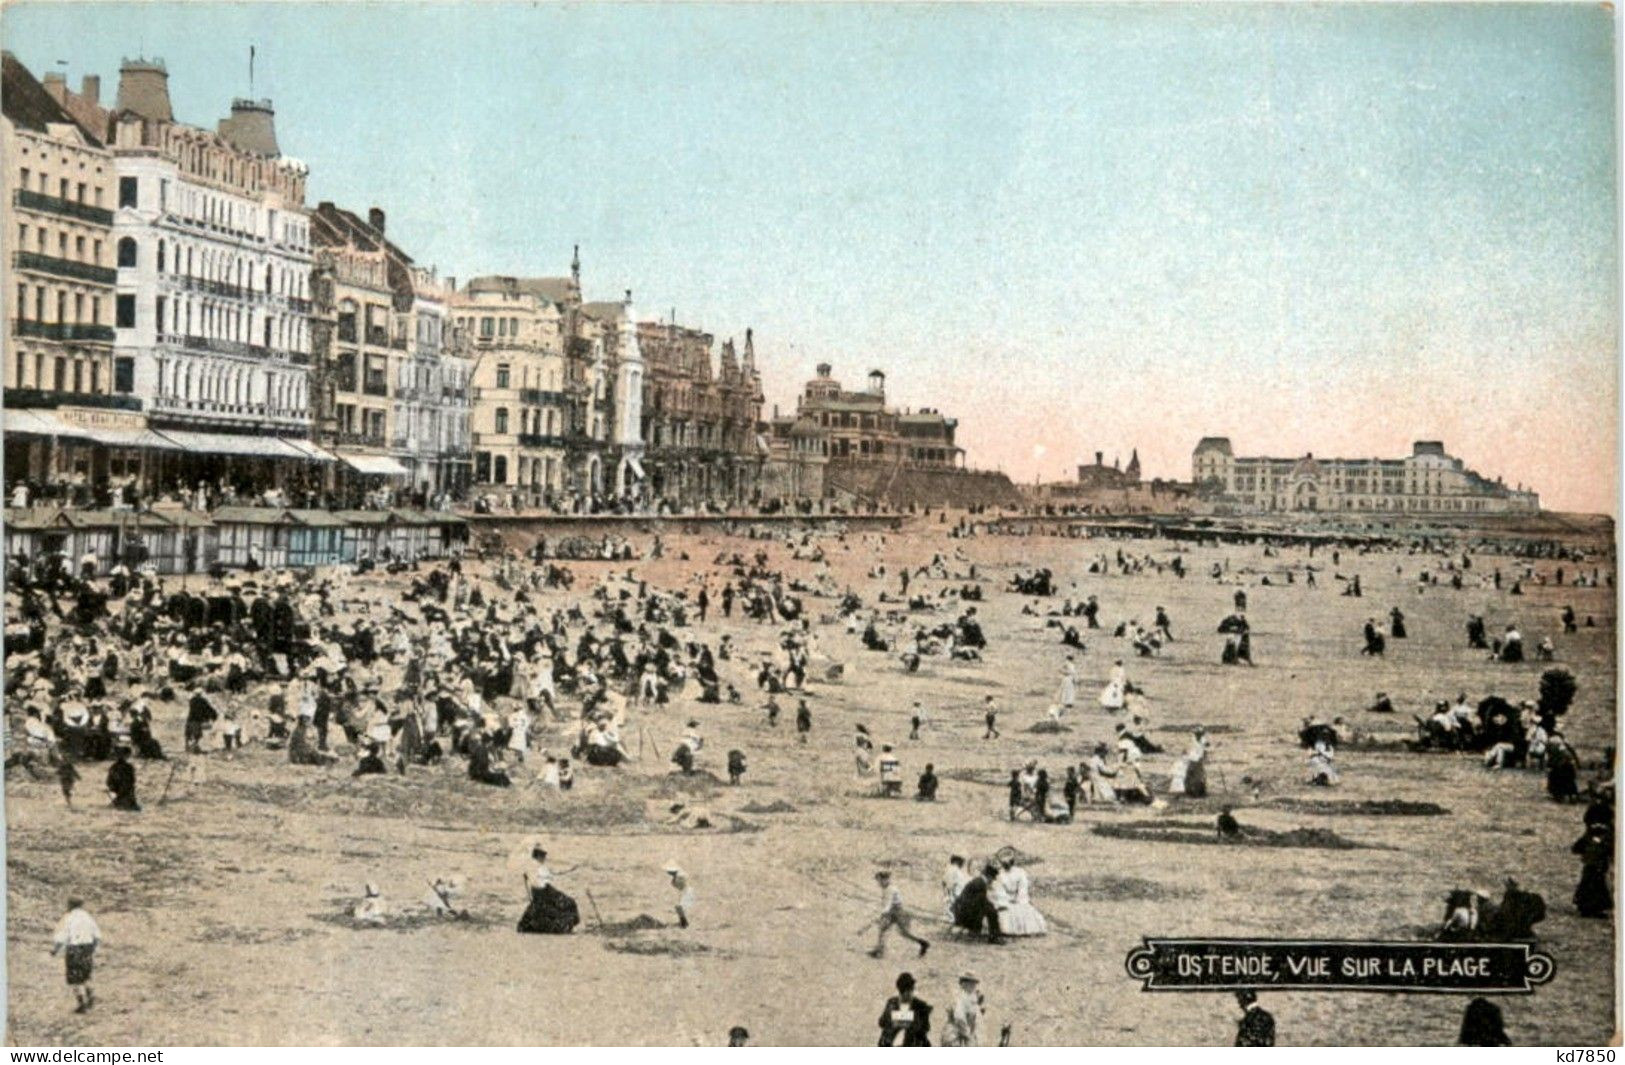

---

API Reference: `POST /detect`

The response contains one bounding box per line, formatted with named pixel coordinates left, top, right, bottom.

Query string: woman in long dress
left=1085, top=744, right=1118, bottom=803
left=1057, top=657, right=1078, bottom=716
left=1170, top=728, right=1209, bottom=798
left=995, top=854, right=1047, bottom=936
left=1098, top=659, right=1127, bottom=712
left=517, top=845, right=579, bottom=934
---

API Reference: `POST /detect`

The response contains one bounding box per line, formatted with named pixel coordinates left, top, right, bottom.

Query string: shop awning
left=4, top=410, right=91, bottom=439
left=340, top=453, right=410, bottom=476
left=158, top=430, right=308, bottom=459
left=281, top=438, right=338, bottom=462
left=76, top=425, right=185, bottom=450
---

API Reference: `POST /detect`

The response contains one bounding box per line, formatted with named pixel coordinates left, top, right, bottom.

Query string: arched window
left=156, top=241, right=166, bottom=273
left=117, top=237, right=137, bottom=268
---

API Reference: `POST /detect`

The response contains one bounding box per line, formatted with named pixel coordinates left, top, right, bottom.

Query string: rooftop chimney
left=116, top=59, right=173, bottom=122
left=368, top=207, right=386, bottom=234
left=81, top=74, right=100, bottom=105
left=42, top=71, right=66, bottom=106
left=218, top=97, right=279, bottom=155
left=1095, top=451, right=1103, bottom=467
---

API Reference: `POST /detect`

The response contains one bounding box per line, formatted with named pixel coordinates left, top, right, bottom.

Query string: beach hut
left=212, top=507, right=295, bottom=569
left=336, top=510, right=392, bottom=563
left=386, top=509, right=440, bottom=559
left=288, top=509, right=347, bottom=568
left=4, top=507, right=67, bottom=567
left=140, top=508, right=215, bottom=574
left=423, top=510, right=468, bottom=558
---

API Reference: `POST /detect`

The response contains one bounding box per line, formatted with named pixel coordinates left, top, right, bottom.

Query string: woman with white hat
left=944, top=972, right=983, bottom=1047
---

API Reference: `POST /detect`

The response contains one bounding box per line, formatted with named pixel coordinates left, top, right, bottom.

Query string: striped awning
left=157, top=431, right=308, bottom=459
left=340, top=453, right=409, bottom=476
left=74, top=425, right=184, bottom=450
left=4, top=410, right=90, bottom=438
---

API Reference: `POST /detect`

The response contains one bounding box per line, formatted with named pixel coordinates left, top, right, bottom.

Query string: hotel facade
left=1191, top=438, right=1540, bottom=515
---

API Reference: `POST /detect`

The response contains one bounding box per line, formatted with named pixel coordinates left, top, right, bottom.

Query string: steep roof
left=311, top=202, right=413, bottom=264
left=2, top=53, right=101, bottom=145
left=580, top=301, right=628, bottom=322
left=465, top=276, right=578, bottom=306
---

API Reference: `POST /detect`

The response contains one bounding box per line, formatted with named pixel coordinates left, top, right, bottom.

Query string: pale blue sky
left=3, top=2, right=1616, bottom=511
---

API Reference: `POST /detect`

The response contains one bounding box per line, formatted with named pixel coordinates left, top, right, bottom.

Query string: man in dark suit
left=878, top=972, right=932, bottom=1046
left=1234, top=989, right=1276, bottom=1047
left=952, top=863, right=1005, bottom=943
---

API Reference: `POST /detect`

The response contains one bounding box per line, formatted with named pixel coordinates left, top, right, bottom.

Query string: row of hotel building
left=1, top=53, right=1540, bottom=518
left=2, top=53, right=968, bottom=511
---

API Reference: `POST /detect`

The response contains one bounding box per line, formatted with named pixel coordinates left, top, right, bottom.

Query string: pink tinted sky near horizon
left=5, top=3, right=1617, bottom=513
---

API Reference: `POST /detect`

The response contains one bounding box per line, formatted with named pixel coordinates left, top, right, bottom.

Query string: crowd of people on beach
left=6, top=504, right=1615, bottom=1045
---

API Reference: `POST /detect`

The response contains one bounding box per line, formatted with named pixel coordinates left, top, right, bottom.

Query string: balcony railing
left=366, top=326, right=389, bottom=347
left=287, top=297, right=312, bottom=314
left=158, top=333, right=307, bottom=363
left=337, top=322, right=358, bottom=343
left=518, top=433, right=569, bottom=449
left=389, top=336, right=408, bottom=350
left=11, top=319, right=115, bottom=342
left=362, top=378, right=389, bottom=398
left=14, top=189, right=115, bottom=226
left=13, top=251, right=116, bottom=285
left=335, top=430, right=387, bottom=448
left=4, top=387, right=141, bottom=412
left=177, top=275, right=247, bottom=300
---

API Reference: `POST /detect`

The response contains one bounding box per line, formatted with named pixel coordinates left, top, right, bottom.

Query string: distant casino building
left=1076, top=449, right=1140, bottom=490
left=1191, top=438, right=1540, bottom=514
left=780, top=363, right=963, bottom=468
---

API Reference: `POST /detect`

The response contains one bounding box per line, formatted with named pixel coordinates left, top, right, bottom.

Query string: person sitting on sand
left=666, top=802, right=714, bottom=829
left=1085, top=744, right=1118, bottom=803
left=353, top=742, right=388, bottom=778
left=424, top=876, right=467, bottom=919
left=467, top=732, right=512, bottom=788
left=354, top=883, right=386, bottom=926
left=1123, top=716, right=1163, bottom=754
left=878, top=745, right=903, bottom=797
left=951, top=864, right=1004, bottom=944
left=1114, top=749, right=1153, bottom=805
left=916, top=763, right=938, bottom=802
left=1307, top=738, right=1339, bottom=787
left=105, top=747, right=139, bottom=811
left=288, top=714, right=338, bottom=767
left=993, top=849, right=1046, bottom=937
left=1438, top=889, right=1481, bottom=940
left=671, top=721, right=704, bottom=775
